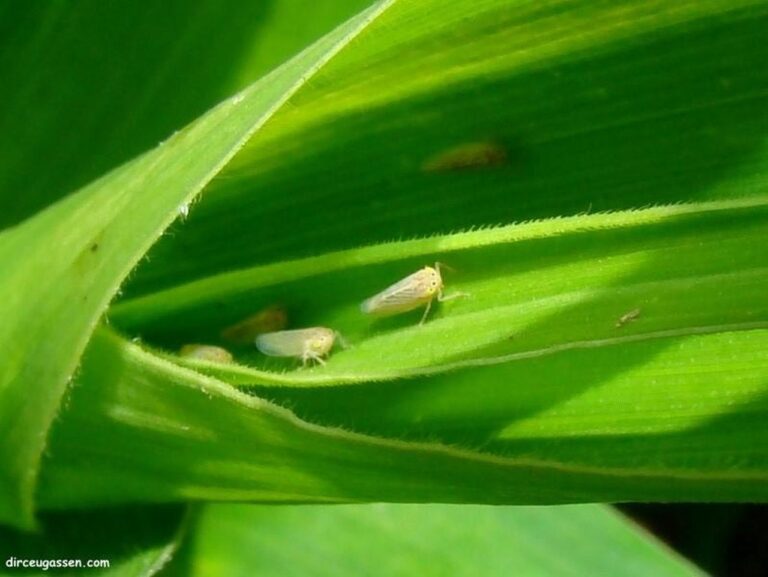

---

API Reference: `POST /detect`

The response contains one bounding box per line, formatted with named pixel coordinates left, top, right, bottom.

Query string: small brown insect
left=179, top=344, right=233, bottom=364
left=615, top=308, right=642, bottom=328
left=220, top=305, right=288, bottom=345
left=421, top=141, right=507, bottom=172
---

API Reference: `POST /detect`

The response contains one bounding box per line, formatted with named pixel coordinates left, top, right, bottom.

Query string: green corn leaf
left=37, top=327, right=768, bottom=510
left=2, top=0, right=768, bottom=558
left=0, top=0, right=395, bottom=529
left=0, top=0, right=373, bottom=228
left=165, top=503, right=704, bottom=577
left=111, top=197, right=768, bottom=385
left=122, top=0, right=768, bottom=297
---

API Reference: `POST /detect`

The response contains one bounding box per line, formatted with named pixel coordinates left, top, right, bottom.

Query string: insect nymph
left=360, top=262, right=465, bottom=325
left=220, top=304, right=288, bottom=345
left=179, top=344, right=233, bottom=364
left=255, top=327, right=338, bottom=366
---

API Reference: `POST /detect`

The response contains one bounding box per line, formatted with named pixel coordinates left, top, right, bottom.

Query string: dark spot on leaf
left=421, top=141, right=508, bottom=172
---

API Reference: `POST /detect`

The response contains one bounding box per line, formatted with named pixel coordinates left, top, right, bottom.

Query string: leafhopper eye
left=179, top=344, right=233, bottom=364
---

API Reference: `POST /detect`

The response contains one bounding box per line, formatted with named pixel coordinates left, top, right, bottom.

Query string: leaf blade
left=168, top=503, right=704, bottom=577
left=0, top=0, right=395, bottom=528
left=37, top=328, right=768, bottom=511
left=111, top=197, right=768, bottom=385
